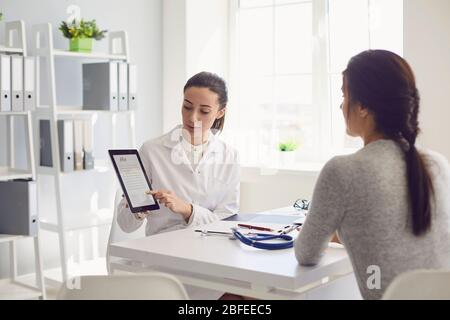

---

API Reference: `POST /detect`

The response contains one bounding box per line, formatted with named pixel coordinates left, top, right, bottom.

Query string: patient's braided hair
left=343, top=50, right=434, bottom=236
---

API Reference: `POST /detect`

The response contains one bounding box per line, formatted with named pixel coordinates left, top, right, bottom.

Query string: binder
left=127, top=63, right=137, bottom=110
left=82, top=62, right=118, bottom=111
left=0, top=180, right=38, bottom=236
left=57, top=119, right=74, bottom=172
left=11, top=55, right=24, bottom=111
left=23, top=56, right=36, bottom=111
left=73, top=120, right=84, bottom=171
left=83, top=120, right=94, bottom=170
left=39, top=119, right=53, bottom=167
left=118, top=62, right=128, bottom=111
left=0, top=55, right=11, bottom=112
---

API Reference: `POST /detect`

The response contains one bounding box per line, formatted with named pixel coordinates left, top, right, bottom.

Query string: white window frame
left=227, top=0, right=402, bottom=169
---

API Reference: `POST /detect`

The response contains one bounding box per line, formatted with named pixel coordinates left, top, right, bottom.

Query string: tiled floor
left=0, top=273, right=70, bottom=300
left=45, top=286, right=58, bottom=300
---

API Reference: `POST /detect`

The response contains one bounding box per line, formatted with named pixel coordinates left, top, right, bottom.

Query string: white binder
left=23, top=57, right=36, bottom=111
left=0, top=55, right=11, bottom=112
left=57, top=120, right=74, bottom=172
left=73, top=120, right=84, bottom=171
left=118, top=62, right=128, bottom=111
left=82, top=120, right=94, bottom=170
left=128, top=63, right=137, bottom=110
left=11, top=55, right=24, bottom=111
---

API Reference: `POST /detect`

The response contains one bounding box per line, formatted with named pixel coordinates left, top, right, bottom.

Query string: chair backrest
left=57, top=274, right=189, bottom=300
left=106, top=189, right=146, bottom=273
left=382, top=269, right=450, bottom=300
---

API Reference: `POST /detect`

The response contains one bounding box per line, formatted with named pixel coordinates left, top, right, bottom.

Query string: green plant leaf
left=59, top=18, right=107, bottom=40
left=278, top=140, right=298, bottom=152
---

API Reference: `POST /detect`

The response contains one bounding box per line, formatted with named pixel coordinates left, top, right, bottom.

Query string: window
left=225, top=0, right=403, bottom=169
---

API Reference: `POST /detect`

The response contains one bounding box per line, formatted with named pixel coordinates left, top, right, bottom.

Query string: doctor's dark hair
left=343, top=49, right=434, bottom=236
left=183, top=71, right=228, bottom=131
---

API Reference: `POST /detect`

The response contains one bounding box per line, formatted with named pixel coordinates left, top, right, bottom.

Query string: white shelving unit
left=0, top=45, right=24, bottom=54
left=31, top=23, right=136, bottom=286
left=1, top=21, right=35, bottom=182
left=0, top=235, right=45, bottom=300
left=0, top=20, right=46, bottom=300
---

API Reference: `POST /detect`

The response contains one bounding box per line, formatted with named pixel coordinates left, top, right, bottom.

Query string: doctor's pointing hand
left=147, top=189, right=193, bottom=222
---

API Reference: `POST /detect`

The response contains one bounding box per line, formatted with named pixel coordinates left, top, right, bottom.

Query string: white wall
left=404, top=0, right=450, bottom=161
left=162, top=0, right=229, bottom=132
left=162, top=0, right=186, bottom=133
left=185, top=0, right=229, bottom=79
left=0, top=0, right=162, bottom=278
left=240, top=167, right=319, bottom=213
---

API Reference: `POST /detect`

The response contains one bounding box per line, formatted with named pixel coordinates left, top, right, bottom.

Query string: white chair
left=382, top=269, right=450, bottom=300
left=106, top=189, right=148, bottom=274
left=57, top=274, right=189, bottom=300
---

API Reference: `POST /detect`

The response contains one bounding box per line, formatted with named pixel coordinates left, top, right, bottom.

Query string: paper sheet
left=113, top=154, right=156, bottom=208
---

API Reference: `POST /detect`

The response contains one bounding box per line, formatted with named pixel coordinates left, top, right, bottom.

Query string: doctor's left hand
left=147, top=190, right=193, bottom=222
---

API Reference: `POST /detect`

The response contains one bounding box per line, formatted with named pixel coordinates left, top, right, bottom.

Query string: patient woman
left=117, top=71, right=240, bottom=299
left=295, top=50, right=450, bottom=299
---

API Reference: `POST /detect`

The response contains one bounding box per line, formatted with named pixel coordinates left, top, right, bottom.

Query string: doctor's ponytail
left=184, top=72, right=228, bottom=132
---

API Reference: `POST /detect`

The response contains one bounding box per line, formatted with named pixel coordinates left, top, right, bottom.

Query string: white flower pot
left=278, top=151, right=296, bottom=167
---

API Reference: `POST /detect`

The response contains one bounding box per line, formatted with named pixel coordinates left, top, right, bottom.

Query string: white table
left=109, top=208, right=358, bottom=299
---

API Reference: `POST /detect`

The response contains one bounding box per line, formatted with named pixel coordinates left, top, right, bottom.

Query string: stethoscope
left=230, top=228, right=294, bottom=250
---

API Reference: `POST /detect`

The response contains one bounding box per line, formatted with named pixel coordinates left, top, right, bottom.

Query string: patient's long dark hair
left=344, top=50, right=434, bottom=236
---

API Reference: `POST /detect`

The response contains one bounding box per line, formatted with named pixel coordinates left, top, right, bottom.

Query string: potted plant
left=278, top=140, right=298, bottom=167
left=278, top=140, right=298, bottom=152
left=59, top=19, right=107, bottom=53
left=0, top=12, right=3, bottom=21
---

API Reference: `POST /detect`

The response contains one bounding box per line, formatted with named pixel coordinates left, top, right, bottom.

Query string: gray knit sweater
left=295, top=139, right=450, bottom=299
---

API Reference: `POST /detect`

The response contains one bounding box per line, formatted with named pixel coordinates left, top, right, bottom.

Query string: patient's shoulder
left=419, top=147, right=450, bottom=180
left=319, top=155, right=354, bottom=182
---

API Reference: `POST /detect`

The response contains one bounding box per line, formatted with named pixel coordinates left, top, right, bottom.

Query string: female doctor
left=117, top=71, right=240, bottom=237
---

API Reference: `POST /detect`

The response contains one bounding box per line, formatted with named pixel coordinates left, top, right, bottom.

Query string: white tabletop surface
left=110, top=220, right=351, bottom=290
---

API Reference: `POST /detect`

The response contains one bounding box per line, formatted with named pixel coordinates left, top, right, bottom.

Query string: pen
left=277, top=225, right=291, bottom=233
left=281, top=225, right=298, bottom=234
left=195, top=230, right=233, bottom=236
left=237, top=223, right=274, bottom=232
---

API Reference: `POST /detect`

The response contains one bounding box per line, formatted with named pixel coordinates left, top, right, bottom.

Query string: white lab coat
left=117, top=125, right=240, bottom=236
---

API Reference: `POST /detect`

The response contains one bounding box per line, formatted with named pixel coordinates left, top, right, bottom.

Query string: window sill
left=241, top=161, right=325, bottom=179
